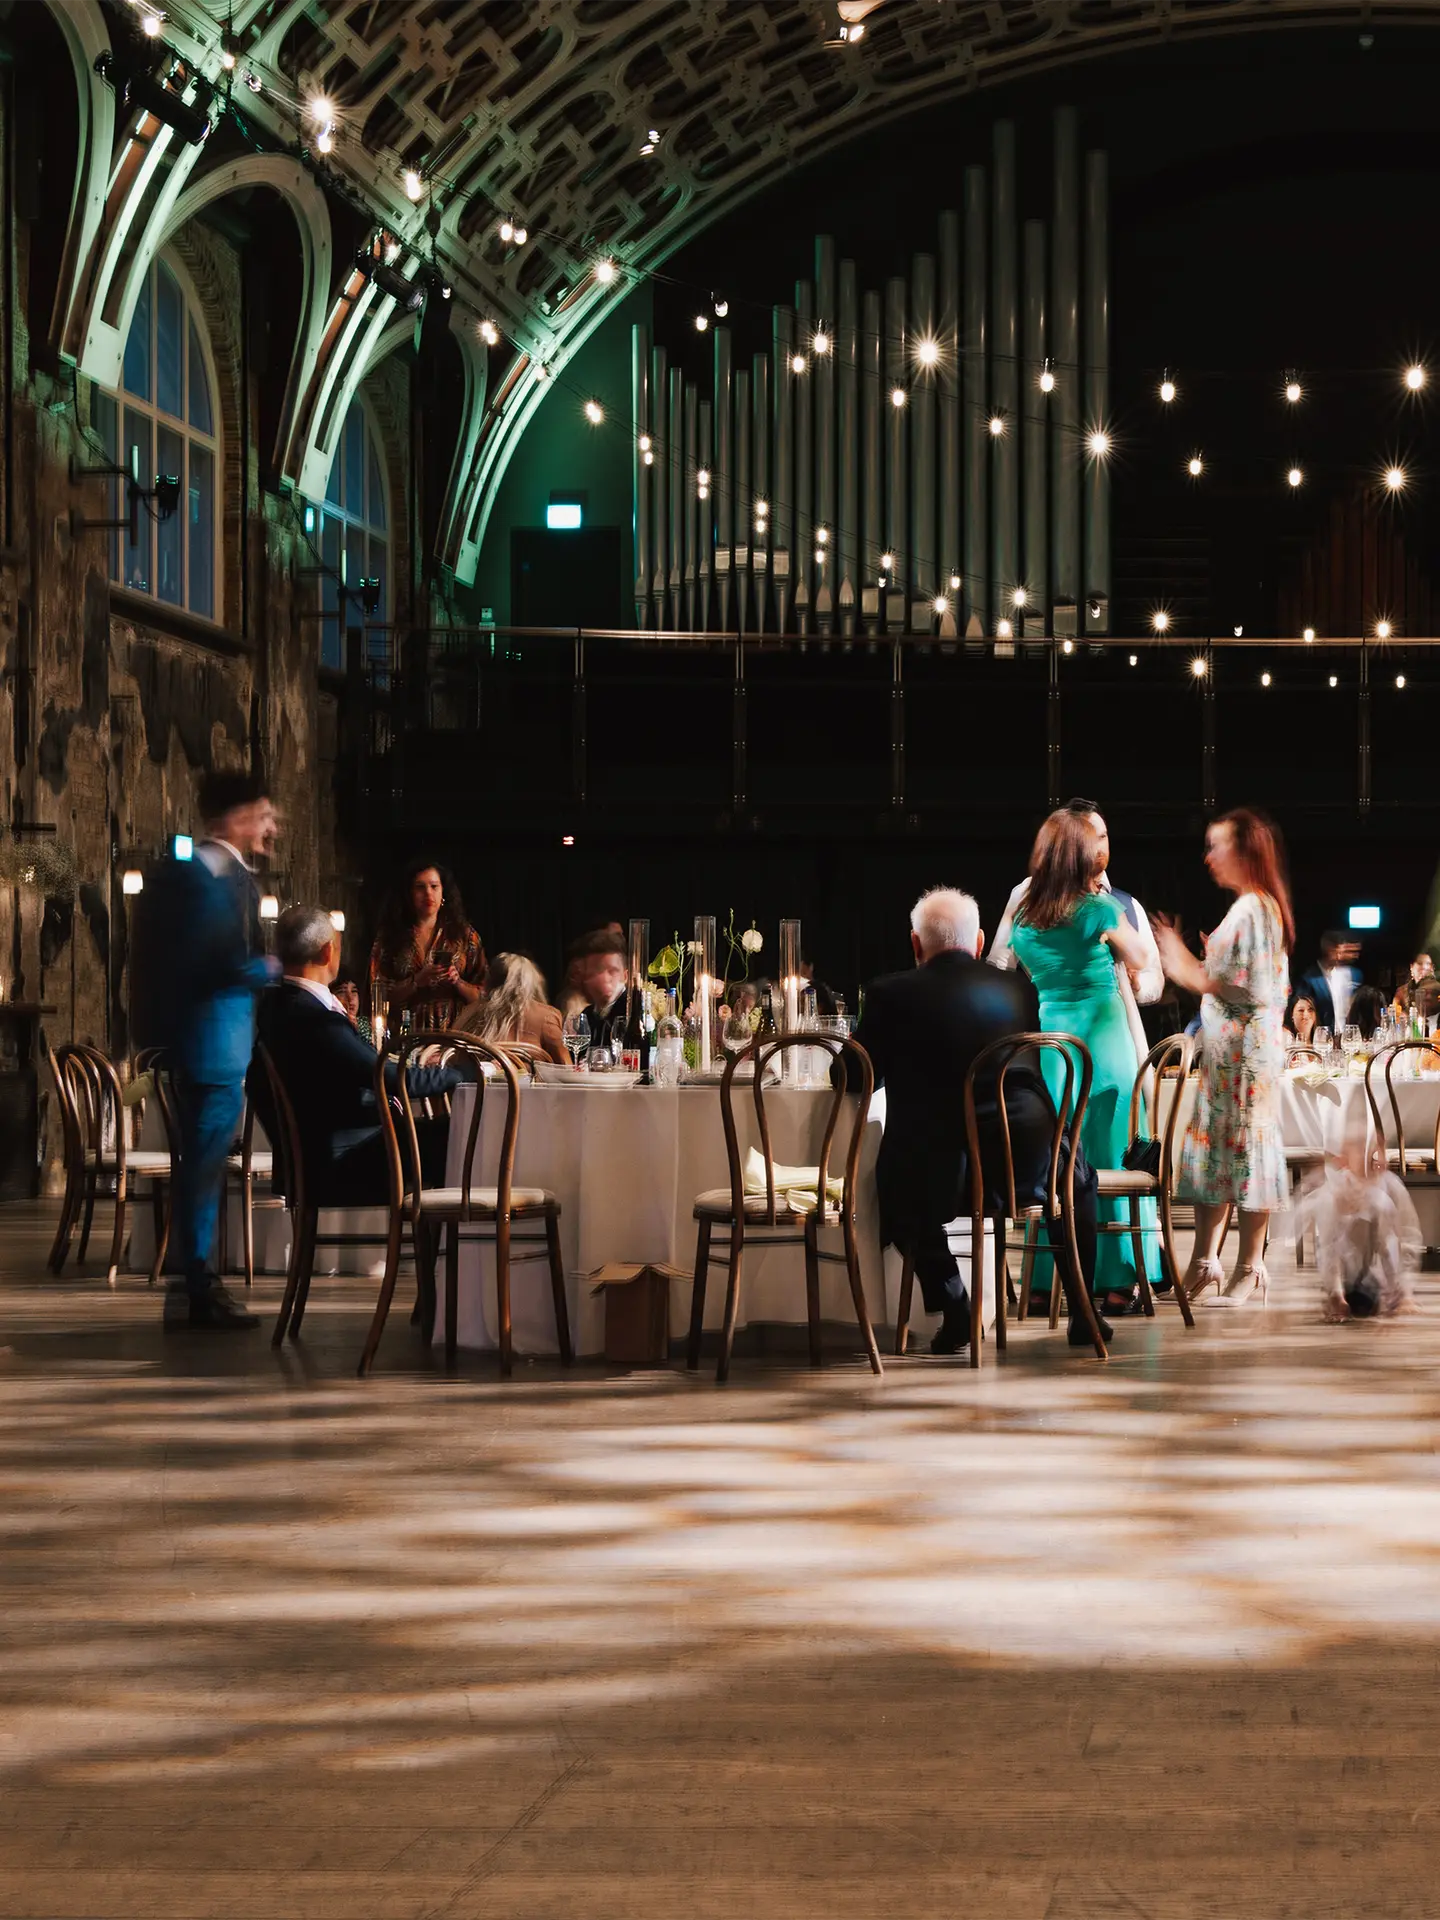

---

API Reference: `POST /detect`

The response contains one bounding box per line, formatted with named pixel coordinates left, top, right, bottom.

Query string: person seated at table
left=369, top=857, right=485, bottom=1034
left=255, top=907, right=463, bottom=1206
left=1348, top=985, right=1386, bottom=1043
left=332, top=970, right=363, bottom=1027
left=1286, top=993, right=1319, bottom=1048
left=855, top=886, right=1105, bottom=1357
left=577, top=930, right=628, bottom=1053
left=455, top=952, right=567, bottom=1064
left=1394, top=952, right=1440, bottom=1024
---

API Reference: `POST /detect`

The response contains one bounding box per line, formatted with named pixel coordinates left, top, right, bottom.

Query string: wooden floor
left=3, top=1204, right=1440, bottom=1916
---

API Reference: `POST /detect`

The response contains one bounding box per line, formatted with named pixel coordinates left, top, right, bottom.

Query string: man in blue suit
left=133, top=771, right=280, bottom=1329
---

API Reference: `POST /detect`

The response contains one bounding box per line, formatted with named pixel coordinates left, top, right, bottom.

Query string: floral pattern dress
left=369, top=923, right=486, bottom=1033
left=1177, top=891, right=1289, bottom=1211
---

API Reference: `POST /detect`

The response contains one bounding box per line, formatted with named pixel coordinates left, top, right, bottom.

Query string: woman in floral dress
left=1152, top=808, right=1292, bottom=1305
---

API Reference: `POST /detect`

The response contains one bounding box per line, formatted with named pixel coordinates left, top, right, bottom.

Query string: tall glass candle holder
left=693, top=914, right=716, bottom=1073
left=779, top=918, right=801, bottom=1078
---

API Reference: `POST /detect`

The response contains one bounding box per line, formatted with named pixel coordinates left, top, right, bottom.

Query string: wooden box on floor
left=589, top=1263, right=684, bottom=1364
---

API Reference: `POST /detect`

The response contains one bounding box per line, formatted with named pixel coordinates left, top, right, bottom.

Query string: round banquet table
left=435, top=1079, right=995, bottom=1358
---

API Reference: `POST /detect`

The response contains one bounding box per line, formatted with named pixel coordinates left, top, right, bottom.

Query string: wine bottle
left=756, top=985, right=778, bottom=1041
left=623, top=989, right=651, bottom=1080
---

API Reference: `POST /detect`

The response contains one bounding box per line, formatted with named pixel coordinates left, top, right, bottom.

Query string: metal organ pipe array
left=631, top=109, right=1109, bottom=639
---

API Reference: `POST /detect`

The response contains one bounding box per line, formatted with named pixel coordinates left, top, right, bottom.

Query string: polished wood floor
left=2, top=1203, right=1439, bottom=1916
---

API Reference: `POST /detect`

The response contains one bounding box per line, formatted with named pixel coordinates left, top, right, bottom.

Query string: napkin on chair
left=743, top=1145, right=843, bottom=1202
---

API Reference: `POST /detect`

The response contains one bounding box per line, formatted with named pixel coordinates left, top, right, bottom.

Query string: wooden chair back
left=717, top=1032, right=874, bottom=1228
left=1365, top=1041, right=1440, bottom=1168
left=69, top=1045, right=132, bottom=1171
left=378, top=1032, right=521, bottom=1220
left=1128, top=1032, right=1194, bottom=1180
left=963, top=1033, right=1092, bottom=1225
left=46, top=1044, right=88, bottom=1185
left=255, top=1043, right=305, bottom=1216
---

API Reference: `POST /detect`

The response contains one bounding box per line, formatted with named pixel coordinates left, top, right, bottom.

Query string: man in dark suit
left=255, top=906, right=462, bottom=1205
left=856, top=886, right=1105, bottom=1355
left=1296, top=930, right=1363, bottom=1034
left=577, top=930, right=628, bottom=1055
left=132, top=770, right=281, bottom=1330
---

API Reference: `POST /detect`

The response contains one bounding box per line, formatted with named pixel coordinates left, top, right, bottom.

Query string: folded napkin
left=743, top=1145, right=842, bottom=1200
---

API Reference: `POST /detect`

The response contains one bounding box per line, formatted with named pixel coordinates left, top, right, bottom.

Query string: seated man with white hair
left=856, top=886, right=1104, bottom=1354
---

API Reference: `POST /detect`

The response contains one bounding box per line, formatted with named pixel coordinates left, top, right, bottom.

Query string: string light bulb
left=1188, top=455, right=1203, bottom=477
left=1128, top=654, right=1138, bottom=666
left=933, top=595, right=949, bottom=615
left=890, top=386, right=907, bottom=408
left=479, top=319, right=499, bottom=346
left=1397, top=674, right=1407, bottom=688
left=694, top=313, right=709, bottom=332
left=1329, top=675, right=1338, bottom=688
left=713, top=296, right=729, bottom=318
left=997, top=618, right=1013, bottom=639
left=512, top=225, right=528, bottom=245
left=499, top=219, right=514, bottom=241
left=1061, top=638, right=1074, bottom=654
left=1152, top=610, right=1170, bottom=632
left=1304, top=627, right=1316, bottom=642
left=1039, top=363, right=1055, bottom=393
left=315, top=125, right=335, bottom=154
left=594, top=258, right=617, bottom=285
left=534, top=364, right=550, bottom=383
left=1012, top=587, right=1027, bottom=607
left=583, top=398, right=604, bottom=425
left=816, top=527, right=829, bottom=545
left=1287, top=466, right=1303, bottom=488
left=880, top=551, right=894, bottom=571
left=790, top=352, right=807, bottom=374
left=988, top=414, right=1005, bottom=437
left=812, top=329, right=830, bottom=355
left=949, top=573, right=961, bottom=591
left=697, top=468, right=710, bottom=486
left=1375, top=619, right=1393, bottom=639
left=916, top=337, right=940, bottom=367
left=1285, top=378, right=1303, bottom=402
left=1261, top=672, right=1272, bottom=687
left=755, top=499, right=769, bottom=516
left=1159, top=376, right=1176, bottom=403
left=1384, top=465, right=1406, bottom=492
left=1191, top=655, right=1207, bottom=677
left=1405, top=364, right=1427, bottom=391
left=141, top=8, right=163, bottom=34
left=402, top=168, right=424, bottom=201
left=643, top=450, right=655, bottom=466
left=219, top=43, right=236, bottom=69
left=307, top=93, right=336, bottom=125
left=697, top=485, right=709, bottom=500
left=814, top=547, right=825, bottom=565
left=1087, top=430, right=1111, bottom=457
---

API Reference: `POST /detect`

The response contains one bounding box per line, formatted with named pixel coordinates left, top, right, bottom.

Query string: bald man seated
left=855, top=886, right=1104, bottom=1355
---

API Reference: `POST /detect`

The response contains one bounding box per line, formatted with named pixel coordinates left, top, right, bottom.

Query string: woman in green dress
left=1009, top=808, right=1157, bottom=1310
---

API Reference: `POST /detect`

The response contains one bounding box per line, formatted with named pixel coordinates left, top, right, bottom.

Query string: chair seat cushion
left=91, top=1149, right=171, bottom=1174
left=1386, top=1148, right=1437, bottom=1170
left=1095, top=1169, right=1159, bottom=1196
left=693, top=1187, right=808, bottom=1221
left=417, top=1185, right=555, bottom=1213
left=227, top=1151, right=275, bottom=1176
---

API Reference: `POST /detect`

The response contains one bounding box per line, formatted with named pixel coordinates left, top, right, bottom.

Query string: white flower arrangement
left=740, top=928, right=764, bottom=955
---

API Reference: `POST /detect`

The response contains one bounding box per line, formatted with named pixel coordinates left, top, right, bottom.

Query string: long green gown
left=1009, top=891, right=1158, bottom=1296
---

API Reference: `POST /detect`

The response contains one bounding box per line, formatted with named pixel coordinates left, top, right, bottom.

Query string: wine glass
left=561, top=1009, right=590, bottom=1070
left=722, top=1007, right=754, bottom=1064
left=1341, top=1023, right=1361, bottom=1061
left=1313, top=1024, right=1331, bottom=1064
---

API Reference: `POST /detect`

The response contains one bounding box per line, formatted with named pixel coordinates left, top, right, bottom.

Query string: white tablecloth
left=438, top=1081, right=995, bottom=1357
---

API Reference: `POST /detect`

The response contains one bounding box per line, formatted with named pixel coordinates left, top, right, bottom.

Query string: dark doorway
left=511, top=527, right=623, bottom=627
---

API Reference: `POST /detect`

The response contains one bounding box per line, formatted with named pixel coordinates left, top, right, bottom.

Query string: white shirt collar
left=196, top=836, right=254, bottom=877
left=286, top=974, right=346, bottom=1016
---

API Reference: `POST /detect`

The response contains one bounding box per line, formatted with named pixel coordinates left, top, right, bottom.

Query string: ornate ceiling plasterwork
left=54, top=0, right=1438, bottom=579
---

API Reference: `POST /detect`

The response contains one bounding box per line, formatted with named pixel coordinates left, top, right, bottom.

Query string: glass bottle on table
left=654, top=991, right=683, bottom=1086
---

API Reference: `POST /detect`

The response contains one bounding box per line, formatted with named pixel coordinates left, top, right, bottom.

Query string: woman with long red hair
left=1153, top=807, right=1294, bottom=1304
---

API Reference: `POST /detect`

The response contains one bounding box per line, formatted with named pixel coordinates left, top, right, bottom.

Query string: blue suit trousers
left=171, top=1075, right=245, bottom=1285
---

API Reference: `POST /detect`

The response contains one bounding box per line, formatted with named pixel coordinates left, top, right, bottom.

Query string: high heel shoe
left=1219, top=1261, right=1269, bottom=1306
left=1184, top=1256, right=1225, bottom=1302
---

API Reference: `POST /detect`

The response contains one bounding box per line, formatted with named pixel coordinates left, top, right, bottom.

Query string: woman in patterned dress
left=1152, top=808, right=1292, bottom=1305
left=369, top=859, right=485, bottom=1034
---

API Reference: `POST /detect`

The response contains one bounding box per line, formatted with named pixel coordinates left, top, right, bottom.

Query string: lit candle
left=699, top=974, right=712, bottom=1073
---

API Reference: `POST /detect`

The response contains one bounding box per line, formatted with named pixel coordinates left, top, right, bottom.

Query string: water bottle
left=655, top=990, right=684, bottom=1086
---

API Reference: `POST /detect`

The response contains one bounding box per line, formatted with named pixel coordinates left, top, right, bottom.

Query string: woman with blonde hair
left=454, top=952, right=568, bottom=1065
left=1009, top=807, right=1158, bottom=1312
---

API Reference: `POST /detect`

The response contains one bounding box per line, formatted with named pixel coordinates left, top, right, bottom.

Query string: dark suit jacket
left=131, top=846, right=274, bottom=1082
left=253, top=981, right=460, bottom=1205
left=1295, top=962, right=1361, bottom=1035
left=856, top=950, right=1060, bottom=1248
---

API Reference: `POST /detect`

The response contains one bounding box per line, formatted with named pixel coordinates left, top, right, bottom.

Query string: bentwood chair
left=686, top=1031, right=882, bottom=1384
left=1281, top=1044, right=1327, bottom=1264
left=358, top=1033, right=570, bottom=1378
left=46, top=1043, right=173, bottom=1284
left=218, top=1097, right=279, bottom=1289
left=259, top=1044, right=409, bottom=1350
left=894, top=1034, right=1107, bottom=1366
left=1365, top=1042, right=1440, bottom=1191
left=1045, top=1032, right=1196, bottom=1327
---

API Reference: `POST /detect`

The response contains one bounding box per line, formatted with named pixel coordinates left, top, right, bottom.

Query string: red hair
left=1216, top=807, right=1295, bottom=952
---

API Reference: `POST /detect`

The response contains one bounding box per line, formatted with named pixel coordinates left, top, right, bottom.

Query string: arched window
left=315, top=398, right=389, bottom=671
left=92, top=253, right=219, bottom=619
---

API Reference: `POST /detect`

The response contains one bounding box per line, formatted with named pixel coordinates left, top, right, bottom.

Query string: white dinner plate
left=534, top=1064, right=641, bottom=1088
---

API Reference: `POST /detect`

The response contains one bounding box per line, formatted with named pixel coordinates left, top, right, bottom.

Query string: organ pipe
left=698, top=396, right=712, bottom=631
left=884, top=275, right=906, bottom=625
left=990, top=122, right=1018, bottom=625
left=815, top=236, right=836, bottom=634
left=1051, top=105, right=1080, bottom=615
left=837, top=260, right=859, bottom=636
left=794, top=280, right=814, bottom=633
left=910, top=251, right=936, bottom=618
left=1084, top=147, right=1110, bottom=627
left=714, top=328, right=732, bottom=633
left=937, top=211, right=960, bottom=602
left=861, top=288, right=882, bottom=634
left=734, top=366, right=751, bottom=633
left=683, top=379, right=697, bottom=631
left=1022, top=219, right=1049, bottom=629
left=772, top=305, right=795, bottom=633
left=650, top=343, right=668, bottom=630
left=751, top=352, right=770, bottom=632
left=633, top=323, right=651, bottom=628
left=962, top=164, right=987, bottom=633
left=668, top=365, right=684, bottom=629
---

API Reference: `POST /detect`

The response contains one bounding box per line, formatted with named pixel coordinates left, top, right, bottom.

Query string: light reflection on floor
left=6, top=1206, right=1440, bottom=1913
